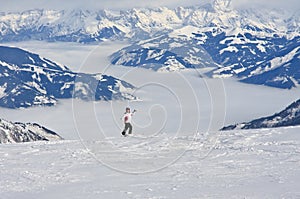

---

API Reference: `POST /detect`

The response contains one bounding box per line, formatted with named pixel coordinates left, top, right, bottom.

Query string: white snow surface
left=1, top=127, right=300, bottom=198
left=0, top=41, right=300, bottom=198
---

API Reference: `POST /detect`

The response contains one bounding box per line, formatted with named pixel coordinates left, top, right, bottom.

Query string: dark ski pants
left=123, top=123, right=133, bottom=134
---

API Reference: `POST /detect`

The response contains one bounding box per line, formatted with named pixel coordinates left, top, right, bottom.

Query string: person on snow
left=122, top=107, right=136, bottom=136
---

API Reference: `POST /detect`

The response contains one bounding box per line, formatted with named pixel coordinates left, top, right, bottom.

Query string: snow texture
left=0, top=127, right=300, bottom=198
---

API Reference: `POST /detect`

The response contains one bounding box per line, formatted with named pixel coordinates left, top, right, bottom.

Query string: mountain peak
left=212, top=0, right=232, bottom=11
left=0, top=46, right=137, bottom=109
left=0, top=118, right=62, bottom=143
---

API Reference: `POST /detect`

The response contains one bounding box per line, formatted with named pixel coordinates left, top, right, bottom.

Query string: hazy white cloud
left=1, top=0, right=299, bottom=12
left=231, top=0, right=300, bottom=10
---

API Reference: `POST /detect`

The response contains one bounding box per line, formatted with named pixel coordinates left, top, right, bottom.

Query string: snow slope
left=241, top=44, right=300, bottom=89
left=0, top=127, right=299, bottom=198
left=0, top=118, right=62, bottom=143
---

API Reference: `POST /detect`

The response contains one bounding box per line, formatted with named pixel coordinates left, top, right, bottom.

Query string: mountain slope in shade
left=222, top=99, right=300, bottom=130
left=0, top=118, right=62, bottom=143
left=211, top=35, right=300, bottom=89
left=0, top=46, right=136, bottom=109
left=240, top=45, right=300, bottom=89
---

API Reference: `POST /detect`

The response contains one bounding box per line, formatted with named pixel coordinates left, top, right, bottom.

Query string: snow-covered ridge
left=0, top=1, right=298, bottom=43
left=240, top=42, right=300, bottom=89
left=110, top=28, right=219, bottom=71
left=111, top=24, right=300, bottom=84
left=222, top=99, right=300, bottom=130
left=0, top=46, right=136, bottom=108
left=104, top=2, right=300, bottom=88
left=0, top=118, right=62, bottom=143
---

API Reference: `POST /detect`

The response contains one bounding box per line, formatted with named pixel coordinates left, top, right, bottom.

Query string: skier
left=121, top=107, right=136, bottom=136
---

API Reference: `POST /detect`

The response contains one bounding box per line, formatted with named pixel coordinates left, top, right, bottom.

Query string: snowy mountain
left=0, top=2, right=298, bottom=43
left=112, top=28, right=300, bottom=77
left=240, top=44, right=300, bottom=89
left=108, top=3, right=300, bottom=85
left=0, top=9, right=124, bottom=43
left=110, top=26, right=219, bottom=71
left=0, top=118, right=62, bottom=143
left=0, top=1, right=299, bottom=87
left=0, top=46, right=136, bottom=108
left=211, top=34, right=300, bottom=89
left=222, top=99, right=300, bottom=130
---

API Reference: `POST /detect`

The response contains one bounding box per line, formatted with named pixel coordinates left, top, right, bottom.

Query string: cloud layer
left=232, top=0, right=300, bottom=10
left=1, top=0, right=299, bottom=12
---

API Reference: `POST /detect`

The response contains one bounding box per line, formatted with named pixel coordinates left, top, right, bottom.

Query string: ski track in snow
left=1, top=127, right=300, bottom=198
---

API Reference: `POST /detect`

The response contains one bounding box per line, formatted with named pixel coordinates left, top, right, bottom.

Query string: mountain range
left=0, top=46, right=136, bottom=109
left=0, top=1, right=298, bottom=43
left=0, top=0, right=299, bottom=88
left=0, top=118, right=62, bottom=143
left=109, top=1, right=300, bottom=87
left=222, top=99, right=300, bottom=130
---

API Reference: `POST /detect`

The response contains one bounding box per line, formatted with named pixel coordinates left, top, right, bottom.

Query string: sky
left=1, top=0, right=299, bottom=12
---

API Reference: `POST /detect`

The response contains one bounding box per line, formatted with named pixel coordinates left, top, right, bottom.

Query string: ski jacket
left=123, top=112, right=133, bottom=123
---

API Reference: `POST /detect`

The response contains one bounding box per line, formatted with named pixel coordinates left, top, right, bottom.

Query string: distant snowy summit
left=0, top=1, right=298, bottom=43
left=0, top=46, right=136, bottom=109
left=222, top=99, right=300, bottom=130
left=0, top=118, right=62, bottom=143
